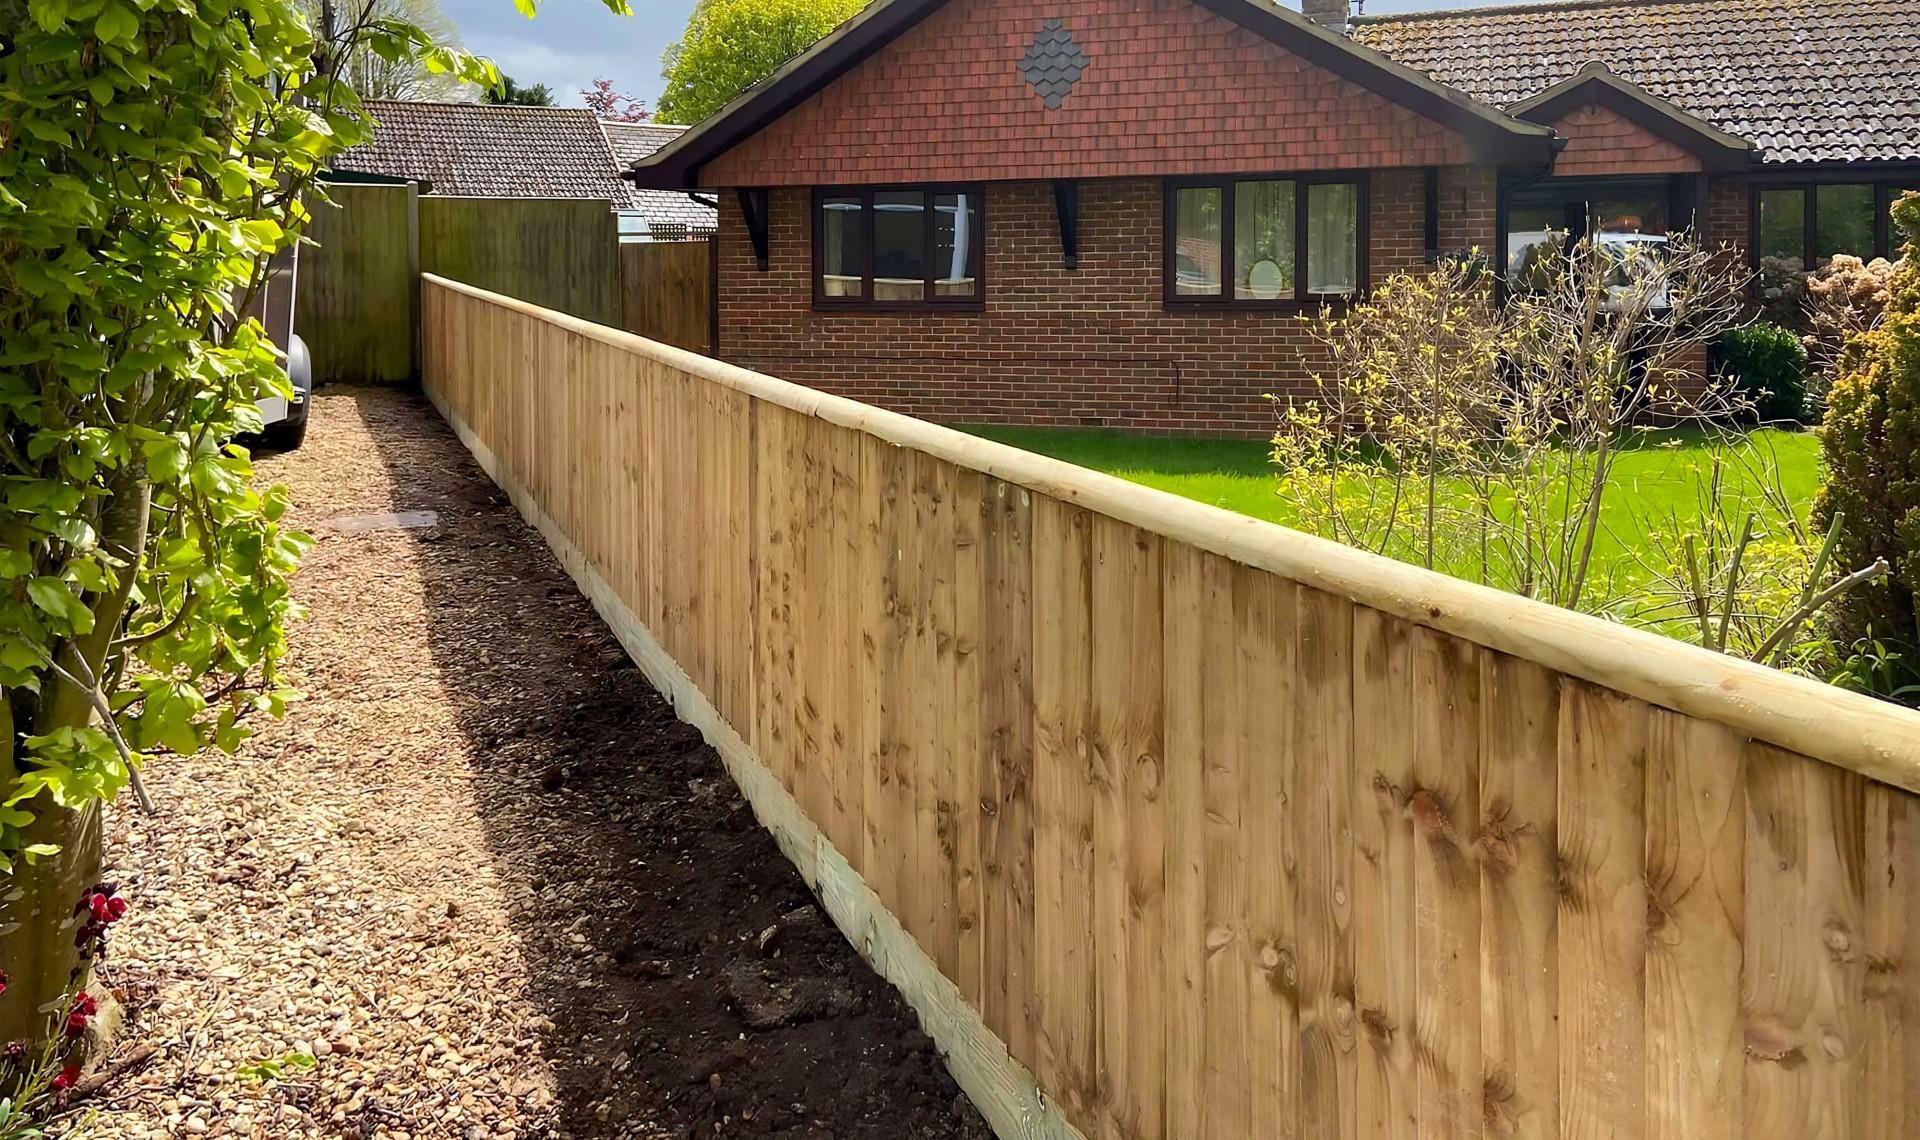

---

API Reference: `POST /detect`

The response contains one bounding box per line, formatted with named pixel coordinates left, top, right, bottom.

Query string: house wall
left=1707, top=175, right=1751, bottom=254
left=715, top=168, right=1497, bottom=437
left=1547, top=104, right=1705, bottom=178
left=700, top=0, right=1480, bottom=187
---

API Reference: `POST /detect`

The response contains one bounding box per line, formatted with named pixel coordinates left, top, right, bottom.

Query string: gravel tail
left=80, top=386, right=995, bottom=1140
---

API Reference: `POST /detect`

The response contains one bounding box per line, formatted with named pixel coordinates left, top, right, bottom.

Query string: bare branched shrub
left=1274, top=236, right=1881, bottom=665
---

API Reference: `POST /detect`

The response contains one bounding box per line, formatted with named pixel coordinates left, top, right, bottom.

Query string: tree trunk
left=0, top=800, right=102, bottom=1047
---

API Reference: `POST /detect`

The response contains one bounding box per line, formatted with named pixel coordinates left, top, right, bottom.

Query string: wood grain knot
left=1823, top=920, right=1854, bottom=962
left=1360, top=1005, right=1393, bottom=1048
left=1409, top=787, right=1451, bottom=841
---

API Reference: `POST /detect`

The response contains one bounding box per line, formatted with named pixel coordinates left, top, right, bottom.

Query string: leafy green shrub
left=1814, top=192, right=1920, bottom=690
left=1716, top=322, right=1811, bottom=422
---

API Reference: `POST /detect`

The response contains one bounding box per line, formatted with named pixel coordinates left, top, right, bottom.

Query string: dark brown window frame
left=1162, top=172, right=1371, bottom=310
left=1749, top=180, right=1911, bottom=268
left=811, top=184, right=988, bottom=311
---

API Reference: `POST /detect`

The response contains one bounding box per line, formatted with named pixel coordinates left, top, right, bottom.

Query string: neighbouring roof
left=625, top=0, right=1555, bottom=189
left=602, top=122, right=720, bottom=234
left=332, top=100, right=639, bottom=203
left=1354, top=0, right=1920, bottom=165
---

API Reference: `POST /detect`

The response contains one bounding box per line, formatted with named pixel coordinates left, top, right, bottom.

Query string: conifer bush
left=1814, top=193, right=1920, bottom=691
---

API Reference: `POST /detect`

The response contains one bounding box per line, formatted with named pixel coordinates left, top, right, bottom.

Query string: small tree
left=1814, top=193, right=1920, bottom=692
left=1278, top=237, right=1747, bottom=611
left=584, top=77, right=649, bottom=122
left=0, top=0, right=621, bottom=1061
left=656, top=0, right=866, bottom=124
left=1274, top=237, right=1879, bottom=666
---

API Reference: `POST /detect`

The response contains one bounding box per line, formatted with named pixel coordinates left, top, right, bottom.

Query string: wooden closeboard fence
left=620, top=239, right=714, bottom=355
left=295, top=182, right=417, bottom=385
left=421, top=273, right=1920, bottom=1140
left=418, top=197, right=621, bottom=329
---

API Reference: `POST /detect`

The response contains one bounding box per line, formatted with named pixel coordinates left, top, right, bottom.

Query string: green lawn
left=961, top=424, right=1825, bottom=592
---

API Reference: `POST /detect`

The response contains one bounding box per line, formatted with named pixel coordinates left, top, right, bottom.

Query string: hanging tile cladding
left=713, top=171, right=1497, bottom=438
left=1549, top=103, right=1705, bottom=177
left=697, top=0, right=1478, bottom=188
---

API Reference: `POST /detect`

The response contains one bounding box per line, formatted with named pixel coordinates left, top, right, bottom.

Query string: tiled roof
left=602, top=123, right=720, bottom=234
left=333, top=100, right=639, bottom=204
left=1353, top=0, right=1920, bottom=164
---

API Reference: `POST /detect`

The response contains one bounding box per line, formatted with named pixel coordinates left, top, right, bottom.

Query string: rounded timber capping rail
left=422, top=273, right=1920, bottom=794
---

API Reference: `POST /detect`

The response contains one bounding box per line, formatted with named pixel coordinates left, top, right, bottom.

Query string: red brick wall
left=1547, top=104, right=1704, bottom=177
left=715, top=168, right=1498, bottom=437
left=1707, top=176, right=1751, bottom=256
left=700, top=0, right=1477, bottom=187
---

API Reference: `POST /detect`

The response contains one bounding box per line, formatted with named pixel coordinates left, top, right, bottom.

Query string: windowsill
left=811, top=300, right=987, bottom=313
left=1163, top=295, right=1358, bottom=313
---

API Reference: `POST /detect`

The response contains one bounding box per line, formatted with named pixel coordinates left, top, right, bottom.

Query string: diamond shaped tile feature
left=1020, top=18, right=1087, bottom=111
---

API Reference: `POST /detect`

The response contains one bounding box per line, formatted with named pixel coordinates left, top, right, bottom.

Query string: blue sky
left=440, top=0, right=1471, bottom=110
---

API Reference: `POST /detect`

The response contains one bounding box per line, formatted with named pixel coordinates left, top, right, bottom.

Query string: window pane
left=1757, top=189, right=1805, bottom=266
left=1173, top=186, right=1222, bottom=296
left=873, top=190, right=927, bottom=302
left=821, top=195, right=865, bottom=297
left=934, top=191, right=979, bottom=299
left=1233, top=180, right=1296, bottom=300
left=1591, top=199, right=1667, bottom=236
left=1816, top=184, right=1876, bottom=262
left=1507, top=204, right=1569, bottom=287
left=1305, top=182, right=1359, bottom=296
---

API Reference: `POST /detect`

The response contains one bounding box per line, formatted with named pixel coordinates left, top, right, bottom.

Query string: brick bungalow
left=625, top=0, right=1920, bottom=436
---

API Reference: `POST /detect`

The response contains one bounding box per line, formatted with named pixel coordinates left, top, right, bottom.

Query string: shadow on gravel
left=346, top=387, right=993, bottom=1140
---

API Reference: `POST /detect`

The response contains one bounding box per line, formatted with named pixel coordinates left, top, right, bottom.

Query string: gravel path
left=68, top=387, right=991, bottom=1140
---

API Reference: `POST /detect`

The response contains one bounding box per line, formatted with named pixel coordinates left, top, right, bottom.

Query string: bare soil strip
left=74, top=387, right=992, bottom=1140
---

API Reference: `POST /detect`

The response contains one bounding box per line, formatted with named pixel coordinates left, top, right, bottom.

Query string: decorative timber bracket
left=1052, top=180, right=1079, bottom=270
left=737, top=187, right=770, bottom=271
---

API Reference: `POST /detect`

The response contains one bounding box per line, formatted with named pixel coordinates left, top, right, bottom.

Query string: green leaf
left=26, top=577, right=93, bottom=633
left=28, top=0, right=68, bottom=33
left=513, top=0, right=537, bottom=14
left=94, top=0, right=137, bottom=43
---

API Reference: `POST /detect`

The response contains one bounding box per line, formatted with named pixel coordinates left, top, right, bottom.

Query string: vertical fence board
left=1479, top=652, right=1561, bottom=1140
left=1743, top=742, right=1867, bottom=1140
left=953, top=467, right=986, bottom=1009
left=1242, top=569, right=1299, bottom=1140
left=1863, top=783, right=1918, bottom=1140
left=1558, top=683, right=1649, bottom=1140
left=1644, top=711, right=1744, bottom=1140
left=1410, top=627, right=1480, bottom=1140
left=1162, top=541, right=1207, bottom=1140
left=1296, top=586, right=1357, bottom=1140
left=979, top=479, right=1037, bottom=1071
left=1090, top=519, right=1164, bottom=1140
left=1033, top=498, right=1096, bottom=1119
left=1353, top=609, right=1415, bottom=1140
left=1200, top=553, right=1250, bottom=1140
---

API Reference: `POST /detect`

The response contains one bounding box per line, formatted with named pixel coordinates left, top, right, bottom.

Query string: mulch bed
left=73, top=386, right=993, bottom=1140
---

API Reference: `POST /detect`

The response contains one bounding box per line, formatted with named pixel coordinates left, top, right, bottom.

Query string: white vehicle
left=1507, top=229, right=1671, bottom=310
left=242, top=244, right=312, bottom=450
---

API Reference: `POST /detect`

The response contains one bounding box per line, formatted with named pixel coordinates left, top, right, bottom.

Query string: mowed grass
left=959, top=424, right=1825, bottom=583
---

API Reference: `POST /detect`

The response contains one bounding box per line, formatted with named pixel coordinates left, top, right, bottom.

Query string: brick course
left=716, top=170, right=1498, bottom=437
left=700, top=0, right=1479, bottom=187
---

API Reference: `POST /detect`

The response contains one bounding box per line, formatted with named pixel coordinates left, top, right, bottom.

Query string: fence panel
left=621, top=239, right=713, bottom=354
left=294, top=182, right=416, bottom=384
left=419, top=197, right=620, bottom=328
left=421, top=274, right=1920, bottom=1140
